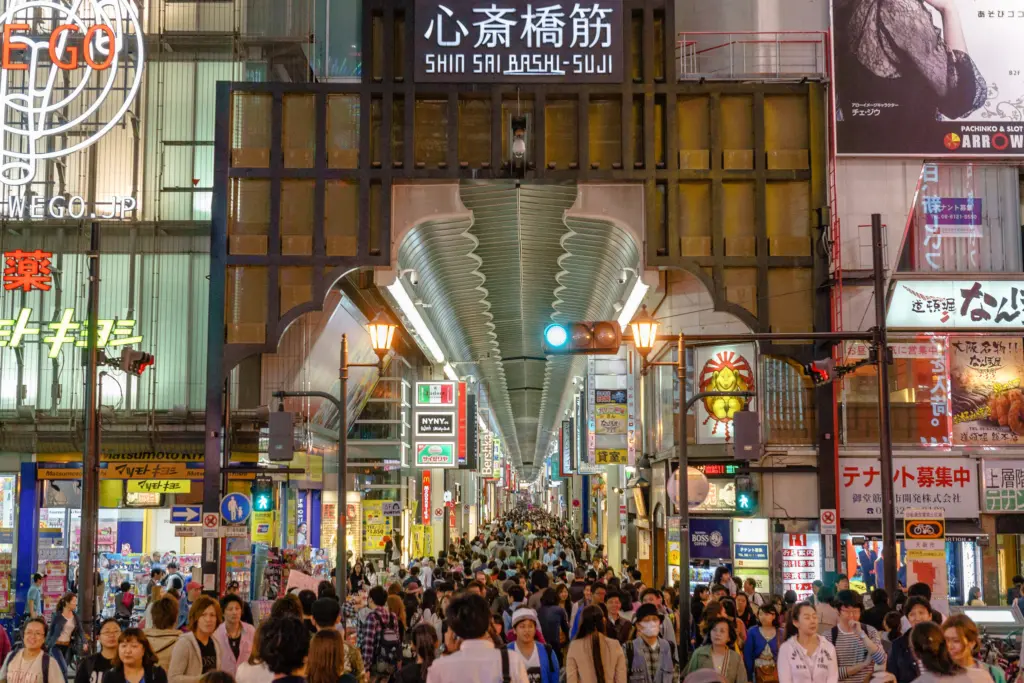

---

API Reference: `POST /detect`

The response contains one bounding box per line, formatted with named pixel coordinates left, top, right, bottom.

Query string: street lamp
left=273, top=312, right=397, bottom=604
left=628, top=304, right=659, bottom=356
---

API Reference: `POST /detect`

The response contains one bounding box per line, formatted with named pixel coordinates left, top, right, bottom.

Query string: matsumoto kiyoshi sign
left=415, top=0, right=623, bottom=83
left=0, top=0, right=144, bottom=214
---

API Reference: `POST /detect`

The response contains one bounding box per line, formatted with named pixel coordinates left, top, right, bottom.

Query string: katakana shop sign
left=415, top=1, right=623, bottom=83
left=951, top=337, right=1024, bottom=444
left=982, top=459, right=1024, bottom=512
left=888, top=280, right=1024, bottom=329
left=839, top=457, right=979, bottom=519
left=832, top=0, right=1024, bottom=156
left=0, top=308, right=142, bottom=356
left=0, top=0, right=144, bottom=217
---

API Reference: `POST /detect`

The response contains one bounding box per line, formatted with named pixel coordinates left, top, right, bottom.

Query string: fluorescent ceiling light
left=387, top=279, right=445, bottom=363
left=443, top=363, right=458, bottom=381
left=617, top=276, right=650, bottom=329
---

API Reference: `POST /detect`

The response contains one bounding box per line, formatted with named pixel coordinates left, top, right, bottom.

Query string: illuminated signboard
left=0, top=308, right=142, bottom=357
left=3, top=250, right=52, bottom=291
left=415, top=0, right=623, bottom=83
left=0, top=0, right=144, bottom=217
left=692, top=463, right=740, bottom=478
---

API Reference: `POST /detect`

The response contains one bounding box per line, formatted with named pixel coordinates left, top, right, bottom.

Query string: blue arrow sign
left=170, top=506, right=202, bottom=524
left=220, top=493, right=252, bottom=525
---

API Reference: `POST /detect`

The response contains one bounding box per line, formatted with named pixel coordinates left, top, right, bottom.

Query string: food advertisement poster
left=833, top=0, right=1024, bottom=156
left=694, top=343, right=756, bottom=444
left=950, top=336, right=1024, bottom=444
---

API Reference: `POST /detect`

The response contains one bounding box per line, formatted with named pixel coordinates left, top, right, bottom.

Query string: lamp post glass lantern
left=366, top=312, right=398, bottom=358
left=628, top=304, right=659, bottom=355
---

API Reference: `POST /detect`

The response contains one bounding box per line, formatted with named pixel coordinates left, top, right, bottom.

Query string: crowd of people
left=0, top=508, right=1014, bottom=683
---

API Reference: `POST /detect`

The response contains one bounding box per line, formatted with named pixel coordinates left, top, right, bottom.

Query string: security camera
left=618, top=269, right=630, bottom=285
left=407, top=269, right=420, bottom=287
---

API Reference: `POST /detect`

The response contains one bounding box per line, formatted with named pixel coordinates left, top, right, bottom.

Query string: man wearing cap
left=177, top=581, right=201, bottom=629
left=625, top=603, right=678, bottom=683
left=507, top=608, right=559, bottom=683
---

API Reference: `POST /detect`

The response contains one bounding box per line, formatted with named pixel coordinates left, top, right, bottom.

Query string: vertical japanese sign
left=415, top=0, right=623, bottom=83
left=457, top=382, right=468, bottom=465
left=362, top=500, right=394, bottom=555
left=595, top=390, right=627, bottom=434
left=950, top=336, right=1024, bottom=445
left=903, top=509, right=947, bottom=601
left=421, top=471, right=431, bottom=524
left=781, top=534, right=821, bottom=601
left=559, top=419, right=573, bottom=477
left=694, top=344, right=756, bottom=444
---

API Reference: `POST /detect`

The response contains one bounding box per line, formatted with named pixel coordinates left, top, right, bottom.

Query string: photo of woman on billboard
left=834, top=0, right=987, bottom=130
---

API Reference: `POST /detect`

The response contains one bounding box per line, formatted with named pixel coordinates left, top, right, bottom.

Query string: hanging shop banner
left=416, top=412, right=455, bottom=437
left=480, top=430, right=494, bottom=477
left=950, top=336, right=1024, bottom=445
left=361, top=500, right=394, bottom=555
left=416, top=382, right=455, bottom=406
left=781, top=533, right=821, bottom=601
left=594, top=389, right=627, bottom=435
left=690, top=518, right=732, bottom=560
left=982, top=459, right=1024, bottom=512
left=414, top=0, right=623, bottom=84
left=595, top=448, right=627, bottom=465
left=888, top=280, right=1024, bottom=329
left=411, top=525, right=433, bottom=558
left=421, top=471, right=432, bottom=524
left=559, top=419, right=573, bottom=477
left=694, top=344, right=756, bottom=444
left=832, top=0, right=1023, bottom=156
left=839, top=457, right=979, bottom=518
left=457, top=382, right=468, bottom=465
left=415, top=442, right=457, bottom=468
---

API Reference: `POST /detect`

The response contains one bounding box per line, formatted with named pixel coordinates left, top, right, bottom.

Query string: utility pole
left=872, top=213, right=898, bottom=594
left=80, top=223, right=101, bottom=640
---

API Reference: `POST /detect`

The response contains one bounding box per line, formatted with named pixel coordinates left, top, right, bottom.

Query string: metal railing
left=677, top=31, right=828, bottom=81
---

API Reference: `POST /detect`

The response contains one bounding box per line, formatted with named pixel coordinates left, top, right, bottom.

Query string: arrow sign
left=171, top=506, right=202, bottom=524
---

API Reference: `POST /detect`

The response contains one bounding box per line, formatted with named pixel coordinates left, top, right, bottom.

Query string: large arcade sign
left=0, top=0, right=144, bottom=218
left=415, top=1, right=623, bottom=83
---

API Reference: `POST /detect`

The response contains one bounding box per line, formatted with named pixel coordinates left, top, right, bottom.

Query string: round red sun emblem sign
left=697, top=349, right=754, bottom=441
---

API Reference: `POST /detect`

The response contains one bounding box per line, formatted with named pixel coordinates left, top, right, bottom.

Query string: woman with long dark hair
left=743, top=604, right=781, bottom=682
left=777, top=602, right=838, bottom=683
left=910, top=621, right=971, bottom=683
left=565, top=605, right=625, bottom=683
left=102, top=628, right=168, bottom=683
left=46, top=592, right=83, bottom=670
left=394, top=623, right=438, bottom=683
left=306, top=629, right=356, bottom=683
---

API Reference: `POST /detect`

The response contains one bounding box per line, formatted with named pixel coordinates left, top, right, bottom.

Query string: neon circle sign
left=0, top=0, right=144, bottom=187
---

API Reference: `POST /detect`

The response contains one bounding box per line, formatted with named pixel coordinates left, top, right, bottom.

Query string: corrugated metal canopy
left=396, top=181, right=640, bottom=478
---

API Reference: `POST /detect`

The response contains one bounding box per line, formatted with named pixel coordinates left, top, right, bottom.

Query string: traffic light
left=252, top=477, right=274, bottom=512
left=542, top=321, right=622, bottom=355
left=119, top=348, right=154, bottom=376
left=735, top=474, right=757, bottom=514
left=803, top=358, right=836, bottom=386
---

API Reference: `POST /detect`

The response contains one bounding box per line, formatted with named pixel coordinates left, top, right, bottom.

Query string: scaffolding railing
left=677, top=31, right=828, bottom=81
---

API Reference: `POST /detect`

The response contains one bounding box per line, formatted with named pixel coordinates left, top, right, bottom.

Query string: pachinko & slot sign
left=0, top=0, right=144, bottom=218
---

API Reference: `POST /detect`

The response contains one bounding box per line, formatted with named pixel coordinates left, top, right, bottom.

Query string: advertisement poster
left=694, top=344, right=755, bottom=443
left=361, top=500, right=394, bottom=555
left=833, top=0, right=1024, bottom=156
left=950, top=336, right=1024, bottom=444
left=903, top=509, right=948, bottom=601
left=839, top=457, right=979, bottom=518
left=689, top=518, right=731, bottom=560
left=595, top=389, right=627, bottom=434
left=780, top=534, right=821, bottom=601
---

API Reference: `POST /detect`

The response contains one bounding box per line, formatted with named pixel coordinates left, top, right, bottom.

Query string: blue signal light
left=544, top=324, right=569, bottom=348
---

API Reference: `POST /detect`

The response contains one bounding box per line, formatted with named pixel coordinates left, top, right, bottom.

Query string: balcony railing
left=677, top=31, right=828, bottom=81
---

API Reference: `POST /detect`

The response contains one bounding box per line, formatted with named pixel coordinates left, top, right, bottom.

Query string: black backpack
left=369, top=610, right=402, bottom=677
left=500, top=647, right=511, bottom=683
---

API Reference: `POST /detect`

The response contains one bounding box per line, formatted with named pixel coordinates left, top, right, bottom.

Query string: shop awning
left=841, top=519, right=986, bottom=541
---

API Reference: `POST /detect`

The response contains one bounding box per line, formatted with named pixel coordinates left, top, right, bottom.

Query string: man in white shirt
left=420, top=559, right=434, bottom=589
left=427, top=593, right=530, bottom=683
left=742, top=577, right=765, bottom=607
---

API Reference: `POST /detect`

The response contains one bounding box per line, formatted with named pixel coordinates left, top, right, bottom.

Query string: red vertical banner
left=449, top=507, right=455, bottom=529
left=421, top=471, right=431, bottom=524
left=457, top=382, right=467, bottom=465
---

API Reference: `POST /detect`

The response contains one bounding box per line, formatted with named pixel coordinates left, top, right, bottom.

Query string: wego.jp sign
left=0, top=0, right=144, bottom=187
left=415, top=1, right=623, bottom=83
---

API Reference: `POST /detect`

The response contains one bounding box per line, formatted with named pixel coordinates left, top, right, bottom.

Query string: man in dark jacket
left=861, top=589, right=889, bottom=631
left=887, top=596, right=931, bottom=683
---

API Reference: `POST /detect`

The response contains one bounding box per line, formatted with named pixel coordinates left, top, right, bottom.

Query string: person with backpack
left=115, top=584, right=135, bottom=627
left=566, top=605, right=625, bottom=683
left=743, top=604, right=782, bottom=683
left=507, top=608, right=559, bottom=683
left=626, top=603, right=679, bottom=683
left=426, top=593, right=528, bottom=683
left=0, top=617, right=65, bottom=683
left=143, top=596, right=181, bottom=673
left=823, top=590, right=885, bottom=683
left=359, top=586, right=402, bottom=682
